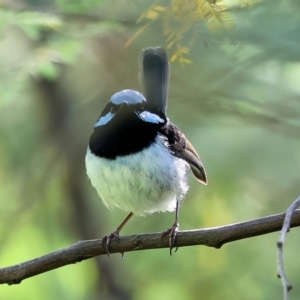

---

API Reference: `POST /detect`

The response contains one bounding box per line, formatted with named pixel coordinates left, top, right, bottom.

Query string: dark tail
left=141, top=47, right=170, bottom=114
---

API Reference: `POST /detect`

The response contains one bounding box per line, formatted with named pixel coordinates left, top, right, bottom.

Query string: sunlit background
left=1, top=0, right=300, bottom=299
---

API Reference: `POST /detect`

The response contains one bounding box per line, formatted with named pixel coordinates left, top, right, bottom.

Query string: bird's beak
left=120, top=101, right=129, bottom=107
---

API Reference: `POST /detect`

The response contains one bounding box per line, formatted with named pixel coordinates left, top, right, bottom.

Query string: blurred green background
left=0, top=0, right=300, bottom=299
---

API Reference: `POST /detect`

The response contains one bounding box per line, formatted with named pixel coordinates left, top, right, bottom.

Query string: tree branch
left=1, top=210, right=300, bottom=285
left=277, top=197, right=300, bottom=300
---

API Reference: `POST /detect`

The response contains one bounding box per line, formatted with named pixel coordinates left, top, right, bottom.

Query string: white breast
left=85, top=135, right=189, bottom=215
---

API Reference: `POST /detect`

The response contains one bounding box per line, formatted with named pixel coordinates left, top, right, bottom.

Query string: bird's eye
left=134, top=103, right=144, bottom=111
left=110, top=104, right=119, bottom=113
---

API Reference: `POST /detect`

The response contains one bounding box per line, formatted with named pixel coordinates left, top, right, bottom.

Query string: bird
left=85, top=46, right=207, bottom=255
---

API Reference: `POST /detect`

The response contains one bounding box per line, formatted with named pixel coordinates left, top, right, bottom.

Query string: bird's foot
left=102, top=230, right=120, bottom=256
left=161, top=222, right=179, bottom=255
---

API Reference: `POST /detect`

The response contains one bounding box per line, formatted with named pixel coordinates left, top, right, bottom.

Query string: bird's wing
left=159, top=122, right=207, bottom=185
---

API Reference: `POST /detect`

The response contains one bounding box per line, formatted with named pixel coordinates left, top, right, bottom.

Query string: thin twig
left=277, top=197, right=300, bottom=300
left=1, top=210, right=300, bottom=285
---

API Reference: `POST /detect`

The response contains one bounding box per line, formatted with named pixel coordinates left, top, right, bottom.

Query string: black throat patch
left=89, top=105, right=167, bottom=159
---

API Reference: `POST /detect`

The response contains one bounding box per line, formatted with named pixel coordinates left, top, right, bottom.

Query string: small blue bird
left=85, top=47, right=207, bottom=254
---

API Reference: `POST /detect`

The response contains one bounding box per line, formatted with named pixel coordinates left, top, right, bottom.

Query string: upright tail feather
left=141, top=47, right=170, bottom=114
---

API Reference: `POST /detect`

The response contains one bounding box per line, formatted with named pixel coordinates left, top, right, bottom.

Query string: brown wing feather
left=159, top=123, right=207, bottom=185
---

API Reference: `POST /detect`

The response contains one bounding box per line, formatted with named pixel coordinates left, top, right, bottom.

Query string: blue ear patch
left=136, top=111, right=165, bottom=124
left=110, top=89, right=146, bottom=105
left=94, top=112, right=115, bottom=127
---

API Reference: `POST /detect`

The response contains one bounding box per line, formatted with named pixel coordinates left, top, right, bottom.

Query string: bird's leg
left=161, top=201, right=180, bottom=255
left=102, top=211, right=134, bottom=256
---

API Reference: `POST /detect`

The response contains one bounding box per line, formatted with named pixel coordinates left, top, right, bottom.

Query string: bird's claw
left=161, top=222, right=179, bottom=255
left=102, top=230, right=120, bottom=256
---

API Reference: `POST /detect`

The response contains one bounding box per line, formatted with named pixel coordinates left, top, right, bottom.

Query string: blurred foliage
left=56, top=0, right=106, bottom=13
left=129, top=0, right=235, bottom=63
left=0, top=0, right=300, bottom=300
